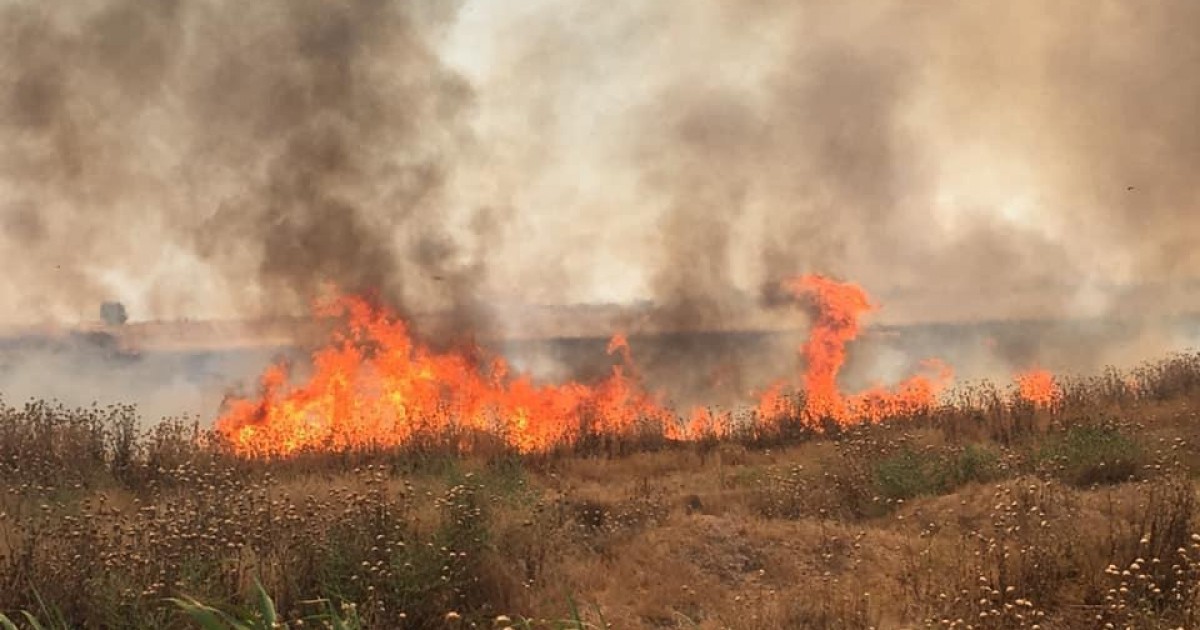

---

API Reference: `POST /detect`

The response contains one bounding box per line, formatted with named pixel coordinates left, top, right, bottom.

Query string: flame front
left=216, top=296, right=671, bottom=456
left=217, top=274, right=962, bottom=456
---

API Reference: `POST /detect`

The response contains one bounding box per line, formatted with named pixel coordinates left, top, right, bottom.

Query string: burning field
left=8, top=273, right=1200, bottom=628
left=215, top=274, right=964, bottom=457
left=4, top=324, right=1200, bottom=628
left=5, top=0, right=1200, bottom=627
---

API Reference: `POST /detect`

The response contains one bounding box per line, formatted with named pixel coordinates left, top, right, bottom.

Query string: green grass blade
left=28, top=587, right=64, bottom=630
left=566, top=595, right=582, bottom=629
left=0, top=613, right=18, bottom=630
left=168, top=601, right=227, bottom=630
left=167, top=596, right=246, bottom=630
left=19, top=611, right=47, bottom=630
left=296, top=599, right=358, bottom=630
left=251, top=579, right=278, bottom=628
left=324, top=601, right=347, bottom=630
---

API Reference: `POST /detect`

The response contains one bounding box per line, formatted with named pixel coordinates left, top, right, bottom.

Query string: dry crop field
left=2, top=351, right=1200, bottom=629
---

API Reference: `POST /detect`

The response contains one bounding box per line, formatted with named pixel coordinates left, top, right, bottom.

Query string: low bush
left=1037, top=423, right=1144, bottom=487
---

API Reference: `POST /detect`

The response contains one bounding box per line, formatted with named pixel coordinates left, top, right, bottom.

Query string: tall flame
left=748, top=275, right=953, bottom=429
left=788, top=274, right=875, bottom=420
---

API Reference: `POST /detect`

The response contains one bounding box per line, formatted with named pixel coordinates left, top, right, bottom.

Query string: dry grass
left=1, top=351, right=1200, bottom=628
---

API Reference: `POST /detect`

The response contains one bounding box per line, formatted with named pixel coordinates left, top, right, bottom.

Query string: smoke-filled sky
left=1, top=0, right=1199, bottom=329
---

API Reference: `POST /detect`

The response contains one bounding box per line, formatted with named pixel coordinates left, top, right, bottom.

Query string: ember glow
left=217, top=274, right=956, bottom=456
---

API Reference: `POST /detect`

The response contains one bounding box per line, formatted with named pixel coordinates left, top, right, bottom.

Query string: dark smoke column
left=0, top=0, right=483, bottom=326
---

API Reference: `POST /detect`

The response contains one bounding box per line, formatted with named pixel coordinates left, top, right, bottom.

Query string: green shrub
left=873, top=444, right=1002, bottom=504
left=873, top=449, right=941, bottom=502
left=939, top=444, right=1001, bottom=488
left=1038, top=424, right=1143, bottom=487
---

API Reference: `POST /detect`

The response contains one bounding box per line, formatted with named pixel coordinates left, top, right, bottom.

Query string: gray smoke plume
left=0, top=0, right=481, bottom=326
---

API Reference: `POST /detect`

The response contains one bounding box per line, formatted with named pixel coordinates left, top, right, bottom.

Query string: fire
left=754, top=381, right=793, bottom=422
left=756, top=275, right=953, bottom=427
left=847, top=359, right=954, bottom=422
left=786, top=274, right=875, bottom=421
left=216, top=296, right=672, bottom=456
left=1015, top=368, right=1060, bottom=409
left=216, top=274, right=961, bottom=457
left=671, top=407, right=732, bottom=442
left=606, top=332, right=632, bottom=365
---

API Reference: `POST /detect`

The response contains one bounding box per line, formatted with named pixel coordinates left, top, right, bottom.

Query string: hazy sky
left=1, top=0, right=1198, bottom=327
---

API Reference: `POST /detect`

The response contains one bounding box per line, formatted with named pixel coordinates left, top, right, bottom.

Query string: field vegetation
left=2, top=351, right=1200, bottom=628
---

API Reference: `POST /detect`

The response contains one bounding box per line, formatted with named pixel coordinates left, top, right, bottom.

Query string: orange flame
left=847, top=359, right=954, bottom=422
left=758, top=275, right=953, bottom=427
left=790, top=275, right=873, bottom=422
left=671, top=407, right=732, bottom=442
left=216, top=275, right=965, bottom=457
left=216, top=296, right=672, bottom=456
left=1015, top=368, right=1060, bottom=409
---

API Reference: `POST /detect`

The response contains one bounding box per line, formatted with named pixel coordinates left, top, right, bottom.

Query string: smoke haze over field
left=2, top=0, right=1199, bottom=324
left=445, top=0, right=1200, bottom=319
left=1, top=0, right=1199, bottom=412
